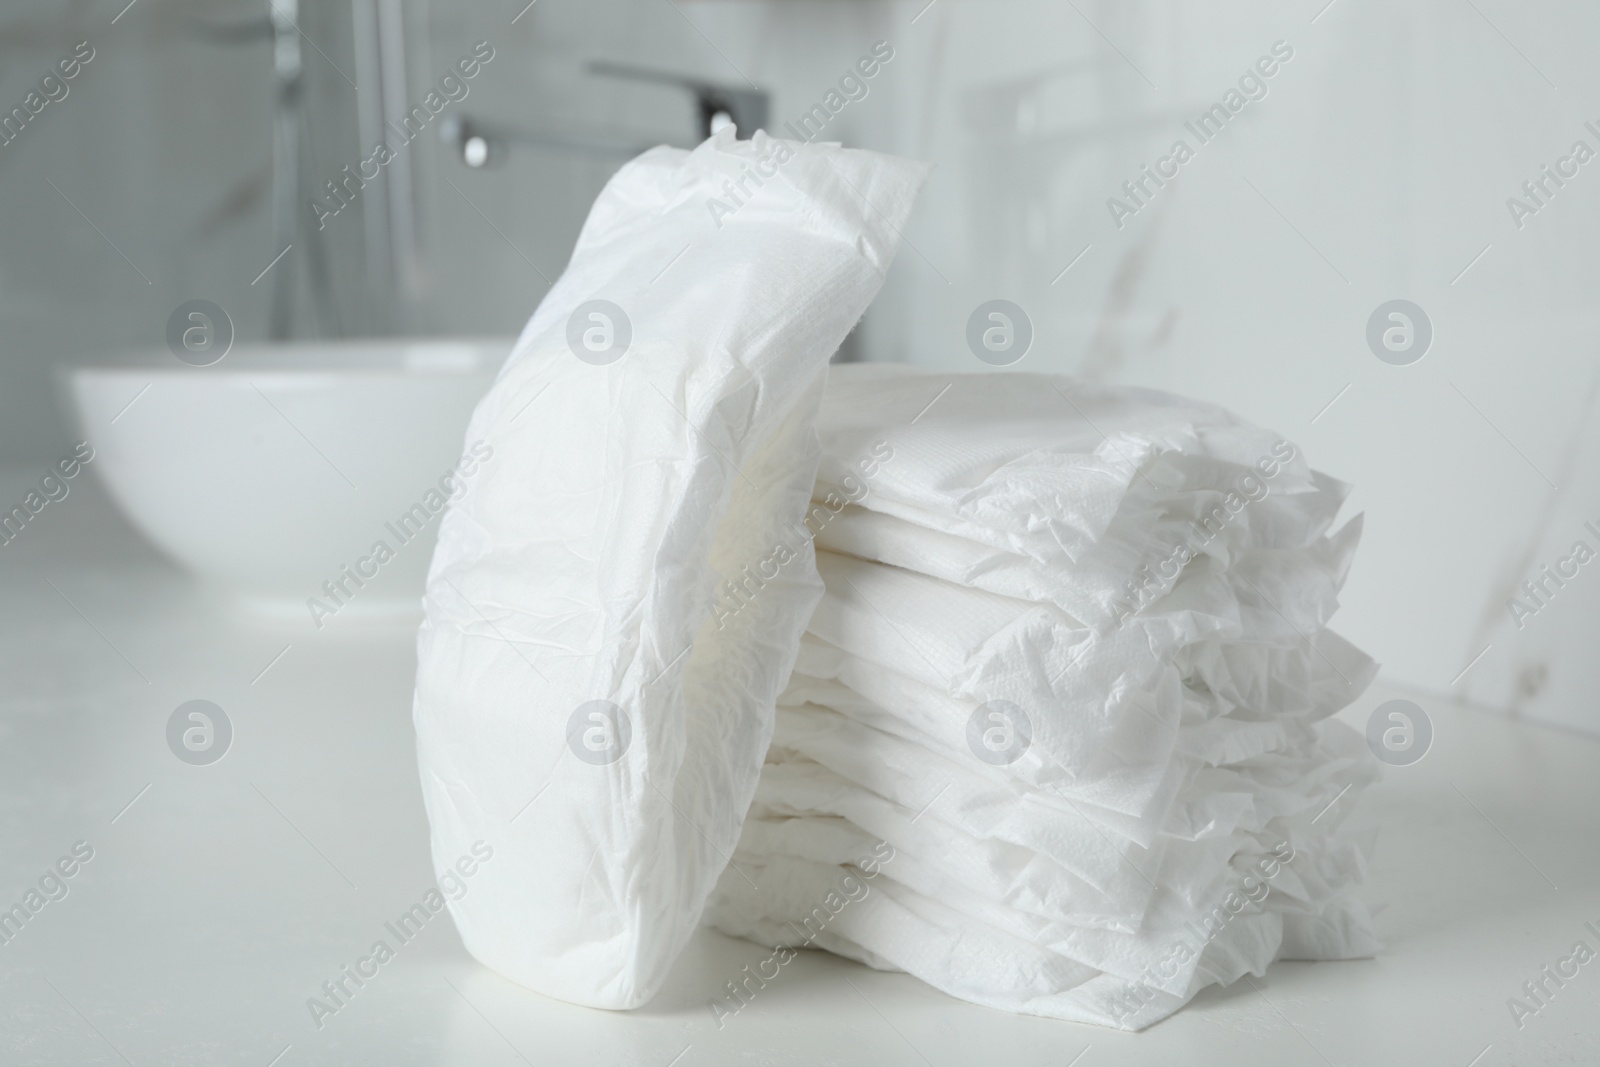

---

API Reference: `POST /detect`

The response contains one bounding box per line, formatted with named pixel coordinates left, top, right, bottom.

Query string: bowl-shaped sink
left=66, top=338, right=509, bottom=619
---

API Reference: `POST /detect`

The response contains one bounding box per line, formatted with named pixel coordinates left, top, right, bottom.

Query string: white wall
left=665, top=0, right=1600, bottom=735
left=0, top=0, right=367, bottom=455
left=4, top=0, right=1595, bottom=733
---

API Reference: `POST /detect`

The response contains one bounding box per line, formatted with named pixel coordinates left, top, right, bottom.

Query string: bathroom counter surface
left=2, top=476, right=1596, bottom=1066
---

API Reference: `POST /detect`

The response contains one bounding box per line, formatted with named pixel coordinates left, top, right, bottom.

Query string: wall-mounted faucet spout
left=443, top=62, right=768, bottom=169
left=588, top=60, right=768, bottom=141
left=439, top=114, right=664, bottom=169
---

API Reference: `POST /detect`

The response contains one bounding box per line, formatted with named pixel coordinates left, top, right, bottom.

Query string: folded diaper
left=810, top=364, right=1343, bottom=626
left=704, top=365, right=1380, bottom=1029
left=413, top=131, right=928, bottom=1009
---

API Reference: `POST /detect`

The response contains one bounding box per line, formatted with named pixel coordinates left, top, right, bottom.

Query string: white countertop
left=2, top=474, right=1597, bottom=1066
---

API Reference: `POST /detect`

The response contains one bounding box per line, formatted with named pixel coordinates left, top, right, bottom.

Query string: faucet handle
left=588, top=60, right=768, bottom=140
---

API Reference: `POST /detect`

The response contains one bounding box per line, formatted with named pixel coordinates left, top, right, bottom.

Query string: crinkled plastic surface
left=413, top=132, right=929, bottom=1009
left=704, top=365, right=1380, bottom=1029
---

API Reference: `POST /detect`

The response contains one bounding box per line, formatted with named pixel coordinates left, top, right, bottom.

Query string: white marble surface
left=1, top=471, right=1597, bottom=1066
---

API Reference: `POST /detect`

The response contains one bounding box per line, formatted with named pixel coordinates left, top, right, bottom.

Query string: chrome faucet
left=266, top=0, right=302, bottom=340
left=588, top=60, right=769, bottom=141
left=191, top=1, right=340, bottom=339
left=443, top=62, right=769, bottom=169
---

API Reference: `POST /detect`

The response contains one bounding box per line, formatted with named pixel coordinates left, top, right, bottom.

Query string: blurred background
left=5, top=0, right=1596, bottom=736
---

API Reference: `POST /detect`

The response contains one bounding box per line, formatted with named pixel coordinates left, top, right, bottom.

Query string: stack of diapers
left=705, top=364, right=1382, bottom=1030
left=411, top=128, right=1380, bottom=1030
left=413, top=130, right=929, bottom=1008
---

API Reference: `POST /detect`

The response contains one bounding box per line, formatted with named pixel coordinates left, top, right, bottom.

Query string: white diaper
left=413, top=132, right=929, bottom=1009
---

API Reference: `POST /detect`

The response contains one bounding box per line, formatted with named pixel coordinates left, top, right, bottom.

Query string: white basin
left=66, top=338, right=508, bottom=619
